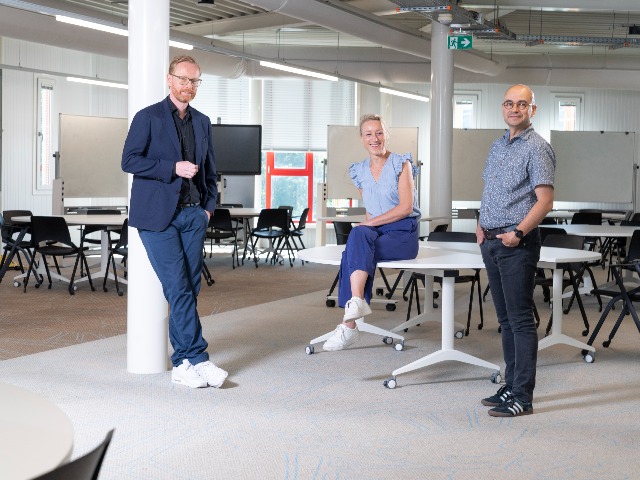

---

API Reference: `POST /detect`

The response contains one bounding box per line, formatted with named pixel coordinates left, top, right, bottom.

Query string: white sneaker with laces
left=343, top=297, right=372, bottom=321
left=323, top=323, right=360, bottom=351
left=193, top=360, right=228, bottom=388
left=172, top=359, right=208, bottom=388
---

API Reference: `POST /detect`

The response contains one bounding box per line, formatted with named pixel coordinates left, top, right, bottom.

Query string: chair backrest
left=571, top=211, right=602, bottom=225
left=333, top=221, right=353, bottom=246
left=114, top=219, right=129, bottom=251
left=31, top=216, right=73, bottom=247
left=278, top=205, right=294, bottom=225
left=427, top=231, right=476, bottom=243
left=86, top=209, right=122, bottom=215
left=210, top=208, right=233, bottom=231
left=540, top=217, right=557, bottom=225
left=294, top=207, right=310, bottom=231
left=539, top=226, right=566, bottom=245
left=32, top=429, right=114, bottom=480
left=543, top=233, right=585, bottom=250
left=255, top=208, right=288, bottom=231
left=625, top=230, right=640, bottom=262
left=433, top=224, right=448, bottom=232
left=620, top=220, right=640, bottom=227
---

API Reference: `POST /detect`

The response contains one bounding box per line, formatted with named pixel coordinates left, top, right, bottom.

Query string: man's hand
left=176, top=161, right=198, bottom=179
left=496, top=231, right=520, bottom=247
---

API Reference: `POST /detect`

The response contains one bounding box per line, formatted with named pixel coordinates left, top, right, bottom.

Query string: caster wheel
left=117, top=291, right=124, bottom=297
left=382, top=336, right=393, bottom=345
left=584, top=352, right=595, bottom=363
left=394, top=342, right=404, bottom=351
left=376, top=287, right=384, bottom=296
left=325, top=299, right=336, bottom=307
left=305, top=345, right=314, bottom=355
left=383, top=377, right=397, bottom=389
left=103, top=287, right=108, bottom=292
left=477, top=324, right=483, bottom=331
left=490, top=371, right=502, bottom=384
left=13, top=281, right=20, bottom=288
left=35, top=284, right=41, bottom=289
left=386, top=304, right=396, bottom=312
left=603, top=340, right=611, bottom=348
left=455, top=330, right=464, bottom=339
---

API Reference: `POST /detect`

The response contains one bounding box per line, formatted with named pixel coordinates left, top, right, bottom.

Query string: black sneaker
left=481, top=384, right=512, bottom=407
left=488, top=397, right=533, bottom=417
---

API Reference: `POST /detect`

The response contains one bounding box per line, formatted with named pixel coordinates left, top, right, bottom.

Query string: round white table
left=0, top=382, right=74, bottom=480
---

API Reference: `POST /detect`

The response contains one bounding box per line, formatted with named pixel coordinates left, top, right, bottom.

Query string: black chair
left=32, top=429, right=114, bottom=480
left=287, top=207, right=309, bottom=254
left=205, top=208, right=240, bottom=268
left=24, top=216, right=95, bottom=295
left=406, top=231, right=484, bottom=336
left=102, top=219, right=128, bottom=296
left=1, top=209, right=35, bottom=277
left=536, top=233, right=598, bottom=337
left=571, top=211, right=603, bottom=255
left=245, top=208, right=294, bottom=267
left=587, top=230, right=640, bottom=352
left=78, top=210, right=123, bottom=276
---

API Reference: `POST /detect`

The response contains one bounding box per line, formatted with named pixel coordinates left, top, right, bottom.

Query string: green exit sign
left=448, top=35, right=473, bottom=50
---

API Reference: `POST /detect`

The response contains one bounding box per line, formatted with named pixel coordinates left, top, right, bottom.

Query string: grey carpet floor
left=1, top=286, right=639, bottom=479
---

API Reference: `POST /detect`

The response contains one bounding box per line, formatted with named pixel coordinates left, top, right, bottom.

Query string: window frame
left=551, top=93, right=584, bottom=131
left=35, top=77, right=56, bottom=192
left=453, top=91, right=480, bottom=129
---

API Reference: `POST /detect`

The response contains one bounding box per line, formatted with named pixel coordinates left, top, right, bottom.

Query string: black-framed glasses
left=170, top=73, right=202, bottom=87
left=502, top=100, right=533, bottom=110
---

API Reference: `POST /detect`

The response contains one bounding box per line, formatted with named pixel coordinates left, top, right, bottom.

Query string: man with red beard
left=122, top=55, right=227, bottom=389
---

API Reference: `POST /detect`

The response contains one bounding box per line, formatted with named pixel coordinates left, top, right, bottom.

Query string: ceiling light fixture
left=67, top=77, right=128, bottom=89
left=379, top=87, right=429, bottom=103
left=259, top=61, right=338, bottom=81
left=55, top=15, right=193, bottom=50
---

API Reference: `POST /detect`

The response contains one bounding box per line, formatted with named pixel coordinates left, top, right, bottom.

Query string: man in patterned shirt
left=476, top=84, right=555, bottom=417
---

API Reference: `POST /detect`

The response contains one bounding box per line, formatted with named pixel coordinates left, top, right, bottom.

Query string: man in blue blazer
left=122, top=55, right=227, bottom=389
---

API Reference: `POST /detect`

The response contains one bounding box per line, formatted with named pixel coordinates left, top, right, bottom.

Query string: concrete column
left=429, top=21, right=454, bottom=225
left=126, top=0, right=170, bottom=374
left=250, top=79, right=262, bottom=207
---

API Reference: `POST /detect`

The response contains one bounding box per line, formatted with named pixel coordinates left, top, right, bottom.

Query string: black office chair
left=24, top=216, right=95, bottom=295
left=405, top=231, right=484, bottom=336
left=571, top=211, right=603, bottom=256
left=587, top=230, right=640, bottom=352
left=245, top=208, right=294, bottom=267
left=32, top=429, right=114, bottom=480
left=102, top=218, right=128, bottom=296
left=287, top=207, right=310, bottom=254
left=205, top=208, right=240, bottom=268
left=1, top=210, right=35, bottom=276
left=78, top=210, right=123, bottom=276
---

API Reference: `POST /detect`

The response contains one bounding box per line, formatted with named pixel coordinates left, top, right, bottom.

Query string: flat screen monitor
left=211, top=124, right=262, bottom=176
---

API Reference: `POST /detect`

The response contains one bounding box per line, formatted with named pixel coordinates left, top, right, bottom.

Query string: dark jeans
left=480, top=229, right=541, bottom=403
left=338, top=217, right=419, bottom=307
left=139, top=205, right=210, bottom=367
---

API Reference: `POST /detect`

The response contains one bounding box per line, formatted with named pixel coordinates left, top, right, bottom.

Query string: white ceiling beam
left=172, top=11, right=307, bottom=37
left=460, top=0, right=640, bottom=13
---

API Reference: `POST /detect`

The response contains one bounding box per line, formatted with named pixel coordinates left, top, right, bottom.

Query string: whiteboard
left=551, top=131, right=635, bottom=203
left=326, top=125, right=419, bottom=200
left=452, top=128, right=506, bottom=201
left=59, top=114, right=128, bottom=198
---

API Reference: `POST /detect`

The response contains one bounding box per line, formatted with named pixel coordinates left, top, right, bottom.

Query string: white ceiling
left=2, top=0, right=640, bottom=89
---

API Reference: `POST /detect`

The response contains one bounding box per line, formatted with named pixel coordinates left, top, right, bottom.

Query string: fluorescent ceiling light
left=379, top=87, right=429, bottom=103
left=259, top=61, right=338, bottom=81
left=67, top=77, right=128, bottom=89
left=55, top=15, right=193, bottom=50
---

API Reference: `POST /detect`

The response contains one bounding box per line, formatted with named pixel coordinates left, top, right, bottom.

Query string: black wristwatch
left=514, top=228, right=524, bottom=239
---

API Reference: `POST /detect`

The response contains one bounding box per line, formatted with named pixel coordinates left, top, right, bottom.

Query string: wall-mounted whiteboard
left=326, top=125, right=418, bottom=200
left=551, top=131, right=635, bottom=203
left=452, top=128, right=505, bottom=201
left=59, top=114, right=128, bottom=198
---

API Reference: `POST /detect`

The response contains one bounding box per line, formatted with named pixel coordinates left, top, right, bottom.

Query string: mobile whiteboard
left=326, top=125, right=418, bottom=200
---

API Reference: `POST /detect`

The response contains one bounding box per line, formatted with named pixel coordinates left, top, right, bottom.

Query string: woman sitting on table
left=324, top=114, right=421, bottom=351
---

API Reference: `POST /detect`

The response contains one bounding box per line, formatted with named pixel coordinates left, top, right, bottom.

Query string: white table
left=543, top=223, right=638, bottom=238
left=11, top=214, right=127, bottom=287
left=0, top=382, right=74, bottom=480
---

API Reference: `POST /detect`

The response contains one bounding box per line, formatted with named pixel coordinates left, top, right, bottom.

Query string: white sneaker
left=323, top=324, right=360, bottom=351
left=193, top=360, right=228, bottom=388
left=172, top=359, right=207, bottom=388
left=343, top=297, right=372, bottom=321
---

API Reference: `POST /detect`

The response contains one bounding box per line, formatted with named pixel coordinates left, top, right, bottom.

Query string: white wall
left=1, top=37, right=127, bottom=215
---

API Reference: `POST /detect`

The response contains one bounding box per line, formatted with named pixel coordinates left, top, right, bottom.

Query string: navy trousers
left=337, top=217, right=419, bottom=308
left=139, top=205, right=210, bottom=367
left=480, top=229, right=541, bottom=403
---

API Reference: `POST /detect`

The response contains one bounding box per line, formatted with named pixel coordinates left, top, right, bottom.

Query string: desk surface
left=0, top=382, right=74, bottom=480
left=12, top=214, right=126, bottom=227
left=544, top=224, right=638, bottom=237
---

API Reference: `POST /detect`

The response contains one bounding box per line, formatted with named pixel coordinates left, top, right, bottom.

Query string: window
left=36, top=78, right=55, bottom=190
left=552, top=94, right=583, bottom=131
left=453, top=92, right=479, bottom=129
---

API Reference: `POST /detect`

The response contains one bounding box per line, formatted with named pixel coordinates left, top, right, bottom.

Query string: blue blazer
left=122, top=97, right=218, bottom=231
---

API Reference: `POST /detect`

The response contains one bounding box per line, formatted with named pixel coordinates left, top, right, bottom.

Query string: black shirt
left=168, top=97, right=201, bottom=205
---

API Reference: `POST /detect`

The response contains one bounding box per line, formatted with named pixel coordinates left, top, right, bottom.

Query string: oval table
left=0, top=382, right=74, bottom=480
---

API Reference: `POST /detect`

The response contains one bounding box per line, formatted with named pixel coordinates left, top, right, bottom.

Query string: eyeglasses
left=502, top=100, right=533, bottom=110
left=170, top=73, right=202, bottom=87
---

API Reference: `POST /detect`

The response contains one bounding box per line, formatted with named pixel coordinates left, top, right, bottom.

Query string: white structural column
left=126, top=0, right=170, bottom=374
left=429, top=21, right=454, bottom=223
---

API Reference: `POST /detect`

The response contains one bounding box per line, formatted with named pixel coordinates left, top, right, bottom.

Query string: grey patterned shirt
left=479, top=125, right=555, bottom=229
